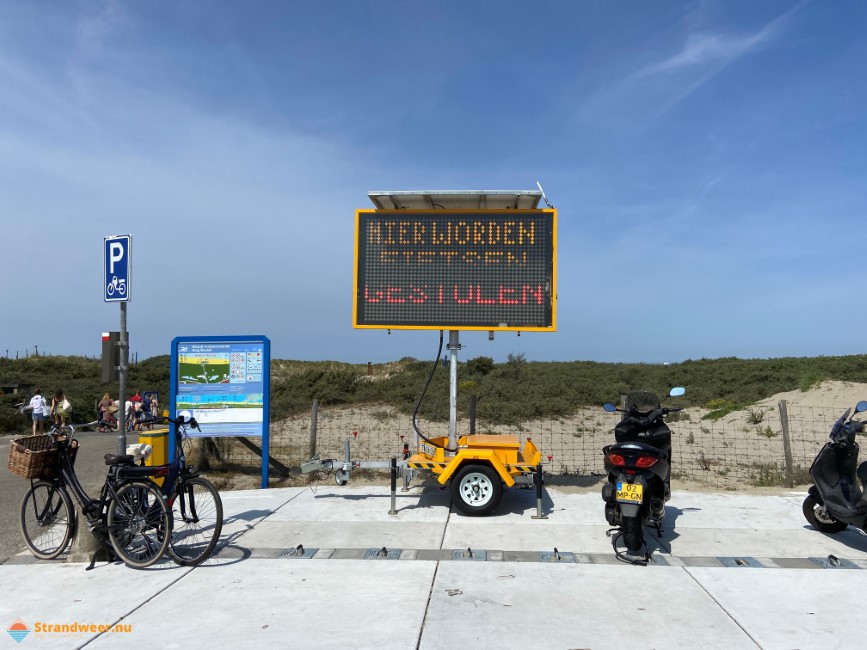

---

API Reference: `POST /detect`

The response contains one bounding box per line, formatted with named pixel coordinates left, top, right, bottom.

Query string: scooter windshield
left=829, top=408, right=851, bottom=441
left=625, top=391, right=660, bottom=413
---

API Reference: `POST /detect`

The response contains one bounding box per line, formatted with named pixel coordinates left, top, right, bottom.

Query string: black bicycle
left=16, top=425, right=172, bottom=569
left=148, top=415, right=223, bottom=566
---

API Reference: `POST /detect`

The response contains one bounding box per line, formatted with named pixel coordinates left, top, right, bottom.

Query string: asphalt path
left=0, top=429, right=124, bottom=564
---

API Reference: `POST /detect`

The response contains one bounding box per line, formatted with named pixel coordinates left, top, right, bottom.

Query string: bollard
left=389, top=457, right=398, bottom=515
left=401, top=442, right=411, bottom=492
left=531, top=463, right=548, bottom=520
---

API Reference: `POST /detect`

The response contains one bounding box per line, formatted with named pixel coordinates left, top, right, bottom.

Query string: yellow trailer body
left=408, top=435, right=540, bottom=481
left=406, top=434, right=541, bottom=515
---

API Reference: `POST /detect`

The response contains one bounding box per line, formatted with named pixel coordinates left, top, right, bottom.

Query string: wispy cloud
left=636, top=30, right=773, bottom=78
left=578, top=2, right=806, bottom=125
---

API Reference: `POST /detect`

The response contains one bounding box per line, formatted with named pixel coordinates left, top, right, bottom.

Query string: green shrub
left=749, top=463, right=785, bottom=487
left=703, top=400, right=742, bottom=421
left=756, top=425, right=778, bottom=438
left=464, top=356, right=494, bottom=375
left=800, top=369, right=824, bottom=392
left=747, top=409, right=765, bottom=424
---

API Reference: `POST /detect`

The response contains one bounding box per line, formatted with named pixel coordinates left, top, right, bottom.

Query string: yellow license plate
left=616, top=481, right=643, bottom=503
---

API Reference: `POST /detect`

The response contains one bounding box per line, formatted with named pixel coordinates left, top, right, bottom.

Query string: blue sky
left=2, top=1, right=865, bottom=364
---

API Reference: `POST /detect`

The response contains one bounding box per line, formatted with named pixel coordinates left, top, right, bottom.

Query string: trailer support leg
left=531, top=464, right=548, bottom=520
left=389, top=457, right=398, bottom=516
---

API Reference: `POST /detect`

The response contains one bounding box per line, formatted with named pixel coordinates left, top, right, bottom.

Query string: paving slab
left=236, top=520, right=448, bottom=551
left=421, top=562, right=757, bottom=650
left=686, top=566, right=867, bottom=649
left=263, top=485, right=452, bottom=523
left=86, top=559, right=435, bottom=650
left=0, top=560, right=191, bottom=648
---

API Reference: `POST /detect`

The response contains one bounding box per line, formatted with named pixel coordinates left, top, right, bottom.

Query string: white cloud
left=636, top=30, right=770, bottom=77
left=578, top=2, right=806, bottom=125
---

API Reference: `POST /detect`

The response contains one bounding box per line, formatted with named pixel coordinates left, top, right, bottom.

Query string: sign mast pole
left=104, top=234, right=131, bottom=456
left=118, top=302, right=127, bottom=455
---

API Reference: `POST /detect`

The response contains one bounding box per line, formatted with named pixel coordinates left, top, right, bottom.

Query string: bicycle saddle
left=104, top=453, right=135, bottom=466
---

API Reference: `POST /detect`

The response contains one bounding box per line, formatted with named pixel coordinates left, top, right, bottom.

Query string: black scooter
left=803, top=400, right=867, bottom=534
left=601, top=387, right=685, bottom=563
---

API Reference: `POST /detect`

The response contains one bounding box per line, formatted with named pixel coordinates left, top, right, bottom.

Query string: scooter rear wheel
left=622, top=516, right=643, bottom=553
left=802, top=495, right=847, bottom=533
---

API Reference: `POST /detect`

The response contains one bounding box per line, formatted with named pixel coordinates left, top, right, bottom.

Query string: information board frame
left=353, top=209, right=557, bottom=331
left=170, top=335, right=271, bottom=489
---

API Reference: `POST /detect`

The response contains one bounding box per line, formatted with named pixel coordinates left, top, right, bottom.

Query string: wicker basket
left=7, top=434, right=55, bottom=479
left=41, top=439, right=77, bottom=480
left=7, top=434, right=77, bottom=480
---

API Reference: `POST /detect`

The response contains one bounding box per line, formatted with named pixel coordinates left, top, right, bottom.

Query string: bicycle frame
left=131, top=421, right=207, bottom=530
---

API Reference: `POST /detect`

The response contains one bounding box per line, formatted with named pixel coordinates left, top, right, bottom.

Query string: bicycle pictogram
left=106, top=276, right=127, bottom=297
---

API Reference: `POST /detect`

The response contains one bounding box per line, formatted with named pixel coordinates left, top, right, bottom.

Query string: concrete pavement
left=2, top=483, right=867, bottom=649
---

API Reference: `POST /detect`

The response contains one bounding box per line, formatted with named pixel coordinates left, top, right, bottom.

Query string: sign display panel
left=170, top=336, right=270, bottom=438
left=104, top=234, right=131, bottom=302
left=353, top=210, right=556, bottom=331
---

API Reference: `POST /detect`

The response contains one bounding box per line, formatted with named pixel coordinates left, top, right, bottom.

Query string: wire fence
left=195, top=400, right=854, bottom=490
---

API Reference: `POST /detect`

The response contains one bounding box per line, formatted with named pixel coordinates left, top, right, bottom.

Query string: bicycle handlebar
left=155, top=415, right=201, bottom=431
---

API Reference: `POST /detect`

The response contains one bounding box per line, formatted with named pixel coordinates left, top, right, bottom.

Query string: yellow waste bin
left=138, top=427, right=169, bottom=487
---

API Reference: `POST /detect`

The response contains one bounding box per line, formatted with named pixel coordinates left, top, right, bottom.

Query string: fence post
left=469, top=395, right=477, bottom=434
left=309, top=399, right=319, bottom=460
left=778, top=400, right=794, bottom=488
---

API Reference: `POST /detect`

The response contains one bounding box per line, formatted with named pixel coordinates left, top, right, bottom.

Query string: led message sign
left=353, top=210, right=556, bottom=331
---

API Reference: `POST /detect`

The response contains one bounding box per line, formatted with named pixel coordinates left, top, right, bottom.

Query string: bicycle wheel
left=20, top=482, right=74, bottom=560
left=168, top=476, right=223, bottom=566
left=107, top=481, right=171, bottom=569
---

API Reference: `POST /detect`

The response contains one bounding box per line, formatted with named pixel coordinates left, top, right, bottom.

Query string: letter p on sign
left=109, top=243, right=124, bottom=273
left=104, top=234, right=132, bottom=302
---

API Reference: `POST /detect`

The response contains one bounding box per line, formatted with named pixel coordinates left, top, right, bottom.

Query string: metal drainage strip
left=717, top=557, right=763, bottom=568
left=365, top=547, right=402, bottom=560
left=453, top=548, right=487, bottom=561
left=280, top=545, right=319, bottom=559
left=809, top=556, right=860, bottom=569
left=539, top=550, right=577, bottom=563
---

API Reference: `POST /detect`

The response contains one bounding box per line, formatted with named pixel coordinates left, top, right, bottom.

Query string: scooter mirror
left=602, top=403, right=618, bottom=413
left=856, top=400, right=867, bottom=414
left=669, top=387, right=685, bottom=398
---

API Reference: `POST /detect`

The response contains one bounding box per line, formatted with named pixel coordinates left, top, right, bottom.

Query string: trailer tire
left=451, top=464, right=502, bottom=516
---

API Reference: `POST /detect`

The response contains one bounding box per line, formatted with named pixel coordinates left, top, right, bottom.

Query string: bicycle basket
left=7, top=435, right=55, bottom=479
left=7, top=434, right=77, bottom=480
left=41, top=437, right=78, bottom=480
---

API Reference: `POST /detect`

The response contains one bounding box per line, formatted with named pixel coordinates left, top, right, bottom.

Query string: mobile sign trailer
left=305, top=191, right=555, bottom=517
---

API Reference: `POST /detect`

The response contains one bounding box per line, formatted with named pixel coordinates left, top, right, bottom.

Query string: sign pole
left=118, top=302, right=128, bottom=455
left=448, top=330, right=460, bottom=450
left=104, top=233, right=132, bottom=456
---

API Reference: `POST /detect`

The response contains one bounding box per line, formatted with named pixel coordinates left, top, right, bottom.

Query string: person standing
left=51, top=389, right=70, bottom=426
left=29, top=388, right=47, bottom=435
left=125, top=397, right=134, bottom=431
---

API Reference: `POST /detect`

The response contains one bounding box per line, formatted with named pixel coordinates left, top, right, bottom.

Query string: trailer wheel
left=335, top=469, right=349, bottom=486
left=451, top=464, right=502, bottom=516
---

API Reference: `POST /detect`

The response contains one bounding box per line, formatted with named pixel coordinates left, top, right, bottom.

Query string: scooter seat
left=857, top=461, right=867, bottom=487
left=607, top=440, right=665, bottom=456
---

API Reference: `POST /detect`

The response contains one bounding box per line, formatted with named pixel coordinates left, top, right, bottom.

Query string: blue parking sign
left=104, top=235, right=131, bottom=302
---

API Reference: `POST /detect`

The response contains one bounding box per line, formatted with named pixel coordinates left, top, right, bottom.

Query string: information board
left=170, top=336, right=270, bottom=438
left=353, top=210, right=557, bottom=331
